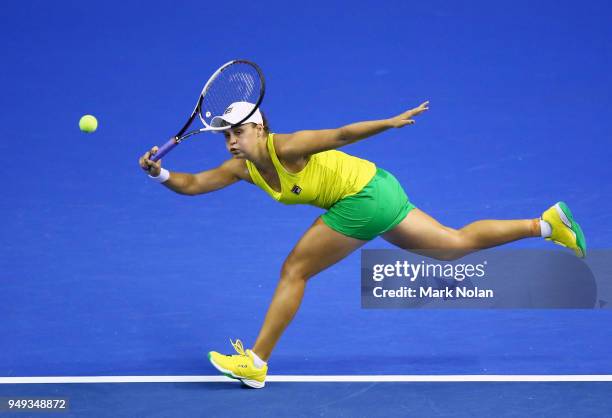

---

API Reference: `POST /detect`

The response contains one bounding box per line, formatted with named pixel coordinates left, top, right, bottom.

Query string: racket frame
left=151, top=59, right=265, bottom=162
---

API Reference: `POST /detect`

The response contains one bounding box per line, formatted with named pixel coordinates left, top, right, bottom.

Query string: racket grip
left=151, top=137, right=178, bottom=162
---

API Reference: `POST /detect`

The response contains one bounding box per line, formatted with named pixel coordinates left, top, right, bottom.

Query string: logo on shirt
left=291, top=184, right=302, bottom=195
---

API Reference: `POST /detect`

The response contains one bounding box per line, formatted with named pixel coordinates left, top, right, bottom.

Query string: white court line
left=1, top=375, right=612, bottom=384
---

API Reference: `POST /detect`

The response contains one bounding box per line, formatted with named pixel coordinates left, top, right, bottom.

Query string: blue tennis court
left=1, top=0, right=611, bottom=416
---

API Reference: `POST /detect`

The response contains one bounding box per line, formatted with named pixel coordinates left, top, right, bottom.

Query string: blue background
left=1, top=0, right=611, bottom=382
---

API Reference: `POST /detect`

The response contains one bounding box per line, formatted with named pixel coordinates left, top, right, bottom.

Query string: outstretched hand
left=388, top=101, right=429, bottom=128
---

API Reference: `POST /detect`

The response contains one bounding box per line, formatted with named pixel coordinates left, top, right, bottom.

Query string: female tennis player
left=139, top=100, right=585, bottom=388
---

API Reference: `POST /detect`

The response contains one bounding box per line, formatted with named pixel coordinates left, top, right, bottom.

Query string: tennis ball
left=79, top=115, right=98, bottom=133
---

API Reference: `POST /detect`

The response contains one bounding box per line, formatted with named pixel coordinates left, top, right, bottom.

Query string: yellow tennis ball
left=79, top=115, right=98, bottom=133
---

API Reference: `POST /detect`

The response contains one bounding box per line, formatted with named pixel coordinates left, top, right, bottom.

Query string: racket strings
left=200, top=63, right=263, bottom=126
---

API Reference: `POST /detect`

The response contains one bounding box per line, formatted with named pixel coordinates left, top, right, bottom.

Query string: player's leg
left=381, top=207, right=541, bottom=260
left=252, top=217, right=367, bottom=360
left=208, top=217, right=367, bottom=387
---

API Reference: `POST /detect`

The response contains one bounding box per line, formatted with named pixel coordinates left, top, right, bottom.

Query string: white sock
left=249, top=350, right=267, bottom=368
left=540, top=220, right=552, bottom=238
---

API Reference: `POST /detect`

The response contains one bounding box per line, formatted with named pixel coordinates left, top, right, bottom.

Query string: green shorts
left=321, top=167, right=416, bottom=241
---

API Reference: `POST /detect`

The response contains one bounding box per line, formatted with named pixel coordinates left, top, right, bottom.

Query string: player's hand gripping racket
left=149, top=59, right=265, bottom=163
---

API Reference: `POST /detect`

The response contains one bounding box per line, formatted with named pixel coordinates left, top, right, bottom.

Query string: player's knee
left=431, top=229, right=471, bottom=261
left=280, top=260, right=310, bottom=283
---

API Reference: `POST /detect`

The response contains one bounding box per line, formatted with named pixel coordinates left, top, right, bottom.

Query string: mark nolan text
left=373, top=286, right=494, bottom=299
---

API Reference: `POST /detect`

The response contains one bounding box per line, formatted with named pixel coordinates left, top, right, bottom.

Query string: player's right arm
left=139, top=146, right=250, bottom=195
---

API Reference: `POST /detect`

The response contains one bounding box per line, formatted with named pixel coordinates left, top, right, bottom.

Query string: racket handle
left=151, top=137, right=178, bottom=162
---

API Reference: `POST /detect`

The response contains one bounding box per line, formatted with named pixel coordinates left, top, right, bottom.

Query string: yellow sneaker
left=208, top=339, right=267, bottom=389
left=542, top=201, right=586, bottom=258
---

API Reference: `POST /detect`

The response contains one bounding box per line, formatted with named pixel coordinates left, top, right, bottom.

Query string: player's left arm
left=275, top=101, right=429, bottom=160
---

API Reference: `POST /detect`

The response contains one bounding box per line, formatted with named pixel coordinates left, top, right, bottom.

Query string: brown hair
left=259, top=109, right=270, bottom=134
left=236, top=110, right=270, bottom=136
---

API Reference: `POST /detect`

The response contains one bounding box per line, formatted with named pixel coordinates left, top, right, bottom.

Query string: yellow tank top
left=245, top=133, right=376, bottom=209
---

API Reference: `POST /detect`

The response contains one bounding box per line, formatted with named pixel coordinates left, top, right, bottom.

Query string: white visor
left=210, top=101, right=263, bottom=129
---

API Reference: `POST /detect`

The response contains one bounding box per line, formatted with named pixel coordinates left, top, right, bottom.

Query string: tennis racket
left=150, top=59, right=265, bottom=163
